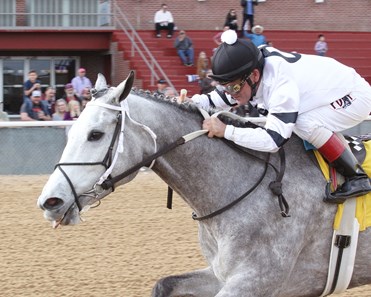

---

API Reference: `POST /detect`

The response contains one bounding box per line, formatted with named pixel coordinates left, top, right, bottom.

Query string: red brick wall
left=114, top=0, right=371, bottom=32
left=15, top=0, right=26, bottom=26
left=110, top=42, right=144, bottom=89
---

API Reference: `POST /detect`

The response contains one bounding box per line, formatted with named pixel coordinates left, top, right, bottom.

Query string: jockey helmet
left=210, top=30, right=264, bottom=84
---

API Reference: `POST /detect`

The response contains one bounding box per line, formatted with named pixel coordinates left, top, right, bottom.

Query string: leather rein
left=54, top=96, right=290, bottom=219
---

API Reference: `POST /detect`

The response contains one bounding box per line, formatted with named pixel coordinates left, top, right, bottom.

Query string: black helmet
left=210, top=30, right=264, bottom=84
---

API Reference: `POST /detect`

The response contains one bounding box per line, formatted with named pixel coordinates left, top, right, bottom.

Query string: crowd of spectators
left=19, top=67, right=92, bottom=122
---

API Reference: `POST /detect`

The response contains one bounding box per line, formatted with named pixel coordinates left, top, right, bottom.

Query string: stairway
left=113, top=30, right=371, bottom=96
left=113, top=30, right=212, bottom=96
left=264, top=30, right=371, bottom=84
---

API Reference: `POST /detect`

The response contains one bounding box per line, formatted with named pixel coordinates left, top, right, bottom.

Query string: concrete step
left=114, top=30, right=371, bottom=93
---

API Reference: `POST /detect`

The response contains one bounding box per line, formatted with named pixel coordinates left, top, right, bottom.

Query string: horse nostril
left=43, top=197, right=64, bottom=210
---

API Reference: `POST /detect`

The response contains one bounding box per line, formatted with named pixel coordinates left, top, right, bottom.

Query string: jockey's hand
left=177, top=89, right=188, bottom=104
left=203, top=117, right=226, bottom=138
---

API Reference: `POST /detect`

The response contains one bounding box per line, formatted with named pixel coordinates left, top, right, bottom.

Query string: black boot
left=319, top=134, right=371, bottom=204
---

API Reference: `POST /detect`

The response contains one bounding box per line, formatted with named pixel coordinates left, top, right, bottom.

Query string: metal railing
left=112, top=1, right=178, bottom=95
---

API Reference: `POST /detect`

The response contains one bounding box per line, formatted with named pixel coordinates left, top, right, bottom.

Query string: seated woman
left=197, top=51, right=211, bottom=81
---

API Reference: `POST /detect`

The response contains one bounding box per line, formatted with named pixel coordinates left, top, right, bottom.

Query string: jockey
left=200, top=30, right=371, bottom=203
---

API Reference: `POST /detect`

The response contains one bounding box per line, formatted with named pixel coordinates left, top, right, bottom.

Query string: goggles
left=218, top=73, right=252, bottom=95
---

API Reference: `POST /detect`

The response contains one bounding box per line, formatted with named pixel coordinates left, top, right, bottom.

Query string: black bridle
left=55, top=113, right=123, bottom=211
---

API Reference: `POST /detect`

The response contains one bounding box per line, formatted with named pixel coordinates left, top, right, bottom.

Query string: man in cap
left=63, top=83, right=81, bottom=103
left=20, top=90, right=51, bottom=121
left=153, top=79, right=168, bottom=96
left=201, top=30, right=371, bottom=203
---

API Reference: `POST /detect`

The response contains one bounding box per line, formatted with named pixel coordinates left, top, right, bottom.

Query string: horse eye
left=88, top=131, right=104, bottom=141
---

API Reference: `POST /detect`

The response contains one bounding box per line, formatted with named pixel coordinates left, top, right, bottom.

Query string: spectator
left=64, top=100, right=81, bottom=121
left=71, top=68, right=92, bottom=96
left=52, top=99, right=69, bottom=121
left=314, top=34, right=328, bottom=56
left=43, top=86, right=57, bottom=115
left=153, top=79, right=168, bottom=96
left=80, top=87, right=92, bottom=111
left=164, top=87, right=176, bottom=97
left=213, top=26, right=230, bottom=55
left=154, top=3, right=174, bottom=38
left=174, top=30, right=194, bottom=66
left=79, top=87, right=92, bottom=102
left=63, top=83, right=80, bottom=103
left=20, top=90, right=51, bottom=121
left=199, top=69, right=218, bottom=94
left=244, top=25, right=267, bottom=47
left=240, top=0, right=258, bottom=35
left=224, top=9, right=238, bottom=32
left=196, top=51, right=211, bottom=80
left=23, top=70, right=41, bottom=103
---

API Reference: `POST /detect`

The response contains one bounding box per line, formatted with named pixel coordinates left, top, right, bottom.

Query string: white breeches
left=294, top=84, right=371, bottom=148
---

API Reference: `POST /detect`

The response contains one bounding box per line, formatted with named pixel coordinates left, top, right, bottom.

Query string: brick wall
left=110, top=42, right=143, bottom=88
left=114, top=0, right=371, bottom=32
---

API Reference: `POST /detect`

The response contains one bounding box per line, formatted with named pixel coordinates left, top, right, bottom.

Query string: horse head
left=37, top=71, right=149, bottom=227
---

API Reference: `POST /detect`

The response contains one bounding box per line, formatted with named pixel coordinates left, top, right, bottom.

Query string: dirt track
left=0, top=172, right=370, bottom=296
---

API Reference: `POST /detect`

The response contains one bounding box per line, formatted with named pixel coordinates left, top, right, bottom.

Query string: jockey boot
left=318, top=133, right=371, bottom=204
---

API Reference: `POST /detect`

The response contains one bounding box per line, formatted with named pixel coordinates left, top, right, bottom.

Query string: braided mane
left=130, top=88, right=259, bottom=128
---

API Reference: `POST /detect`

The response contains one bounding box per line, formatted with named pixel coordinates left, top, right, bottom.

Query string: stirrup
left=324, top=181, right=347, bottom=204
left=324, top=178, right=371, bottom=204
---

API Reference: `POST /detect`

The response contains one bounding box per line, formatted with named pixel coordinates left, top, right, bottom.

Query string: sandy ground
left=0, top=171, right=370, bottom=297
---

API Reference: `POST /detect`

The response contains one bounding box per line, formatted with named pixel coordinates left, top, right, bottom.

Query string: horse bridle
left=54, top=88, right=159, bottom=212
left=55, top=110, right=123, bottom=211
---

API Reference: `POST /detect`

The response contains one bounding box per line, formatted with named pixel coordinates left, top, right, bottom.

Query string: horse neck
left=126, top=94, right=270, bottom=217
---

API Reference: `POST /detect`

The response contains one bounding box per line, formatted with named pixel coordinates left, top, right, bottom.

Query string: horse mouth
left=52, top=203, right=82, bottom=228
left=43, top=194, right=103, bottom=228
left=41, top=197, right=82, bottom=228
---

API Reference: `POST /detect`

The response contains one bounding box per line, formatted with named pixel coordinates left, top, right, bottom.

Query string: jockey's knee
left=294, top=125, right=333, bottom=148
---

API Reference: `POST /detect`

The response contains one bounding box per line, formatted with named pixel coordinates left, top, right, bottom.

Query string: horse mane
left=130, top=88, right=258, bottom=128
left=131, top=88, right=204, bottom=115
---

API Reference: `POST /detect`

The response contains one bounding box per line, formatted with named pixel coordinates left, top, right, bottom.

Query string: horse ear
left=118, top=71, right=135, bottom=102
left=94, top=73, right=108, bottom=90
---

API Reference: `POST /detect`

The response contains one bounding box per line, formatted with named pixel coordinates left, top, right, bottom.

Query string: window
left=0, top=0, right=15, bottom=27
left=27, top=0, right=111, bottom=27
left=0, top=57, right=77, bottom=115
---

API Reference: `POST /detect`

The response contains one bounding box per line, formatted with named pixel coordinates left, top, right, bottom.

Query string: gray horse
left=37, top=72, right=371, bottom=296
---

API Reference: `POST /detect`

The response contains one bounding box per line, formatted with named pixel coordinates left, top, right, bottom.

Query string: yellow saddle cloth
left=314, top=140, right=371, bottom=231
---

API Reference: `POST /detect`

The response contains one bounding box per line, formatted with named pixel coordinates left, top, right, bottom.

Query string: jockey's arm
left=190, top=90, right=236, bottom=110
left=203, top=77, right=300, bottom=153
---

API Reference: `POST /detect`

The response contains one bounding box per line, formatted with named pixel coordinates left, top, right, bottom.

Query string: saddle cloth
left=313, top=137, right=371, bottom=231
